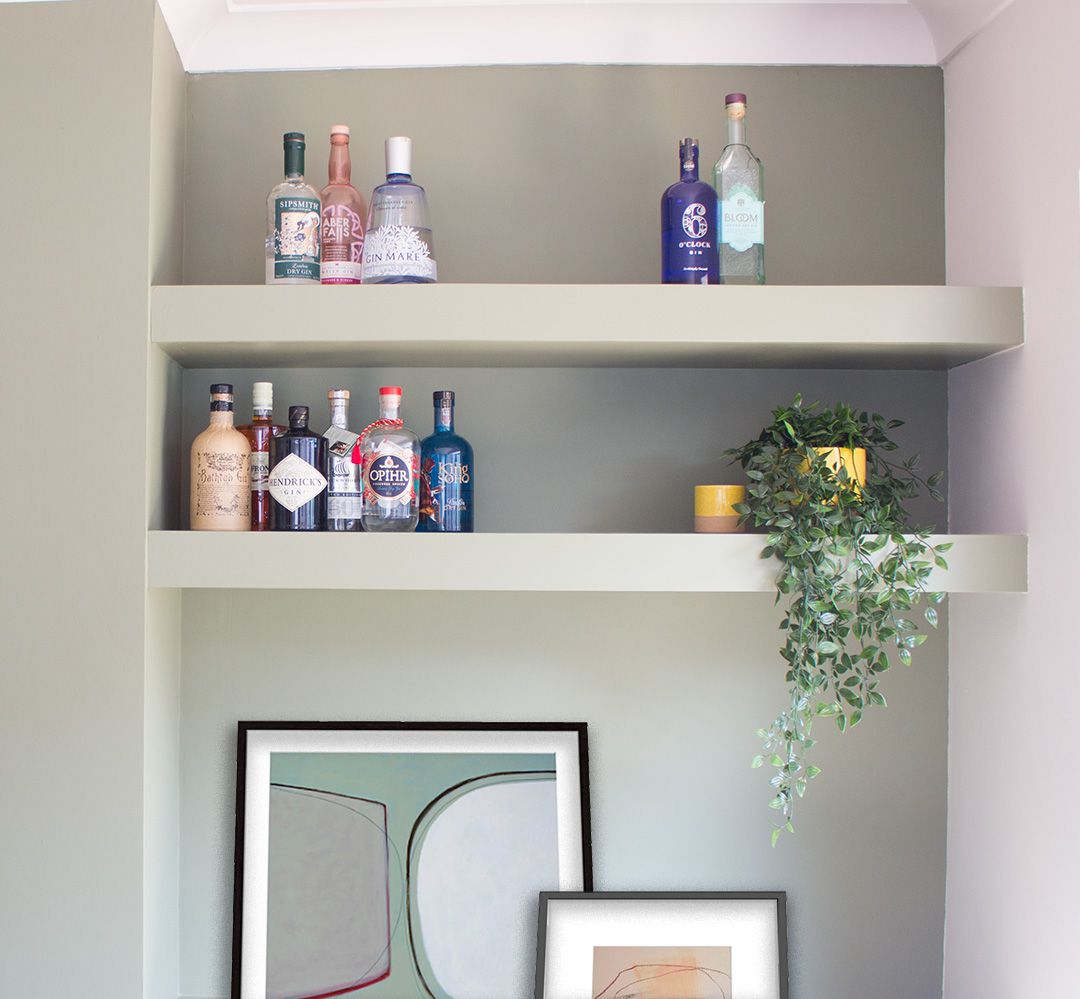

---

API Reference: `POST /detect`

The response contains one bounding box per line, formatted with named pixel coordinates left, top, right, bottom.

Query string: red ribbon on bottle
left=351, top=418, right=404, bottom=465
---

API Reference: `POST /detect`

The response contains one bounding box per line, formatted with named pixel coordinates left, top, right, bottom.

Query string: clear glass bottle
left=237, top=381, right=286, bottom=531
left=361, top=136, right=437, bottom=284
left=266, top=132, right=322, bottom=285
left=269, top=406, right=328, bottom=531
left=714, top=93, right=765, bottom=284
left=360, top=386, right=420, bottom=532
left=419, top=391, right=474, bottom=533
left=320, top=125, right=366, bottom=285
left=190, top=384, right=251, bottom=531
left=324, top=389, right=363, bottom=532
left=661, top=138, right=719, bottom=284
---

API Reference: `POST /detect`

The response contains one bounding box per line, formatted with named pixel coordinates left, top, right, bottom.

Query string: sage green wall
left=0, top=1, right=155, bottom=996
left=183, top=65, right=944, bottom=285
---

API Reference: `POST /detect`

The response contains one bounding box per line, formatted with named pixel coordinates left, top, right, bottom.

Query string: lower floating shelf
left=147, top=531, right=1027, bottom=593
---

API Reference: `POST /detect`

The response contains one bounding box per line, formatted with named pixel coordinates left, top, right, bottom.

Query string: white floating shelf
left=151, top=284, right=1023, bottom=370
left=147, top=532, right=1027, bottom=593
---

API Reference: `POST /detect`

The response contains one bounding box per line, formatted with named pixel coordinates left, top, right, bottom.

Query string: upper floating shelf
left=151, top=284, right=1023, bottom=370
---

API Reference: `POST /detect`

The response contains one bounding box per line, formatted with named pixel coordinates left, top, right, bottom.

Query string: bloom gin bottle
left=661, top=138, right=719, bottom=284
left=714, top=94, right=765, bottom=284
left=361, top=137, right=437, bottom=284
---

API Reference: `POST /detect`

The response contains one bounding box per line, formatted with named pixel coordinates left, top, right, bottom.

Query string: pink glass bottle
left=320, top=125, right=367, bottom=285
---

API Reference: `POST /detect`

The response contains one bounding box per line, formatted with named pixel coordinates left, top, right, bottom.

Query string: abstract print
left=591, top=946, right=733, bottom=999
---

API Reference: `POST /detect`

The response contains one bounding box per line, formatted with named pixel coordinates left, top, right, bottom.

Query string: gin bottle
left=265, top=132, right=322, bottom=285
left=714, top=94, right=765, bottom=284
left=360, top=386, right=420, bottom=532
left=269, top=406, right=328, bottom=531
left=324, top=389, right=362, bottom=532
left=361, top=137, right=437, bottom=284
left=661, top=138, right=719, bottom=284
left=190, top=384, right=250, bottom=531
left=320, top=125, right=366, bottom=285
left=419, top=391, right=474, bottom=533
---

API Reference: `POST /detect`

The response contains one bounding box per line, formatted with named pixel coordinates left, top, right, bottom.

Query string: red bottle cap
left=379, top=386, right=403, bottom=396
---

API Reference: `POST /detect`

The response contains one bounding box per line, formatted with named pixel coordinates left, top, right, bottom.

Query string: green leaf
left=817, top=640, right=840, bottom=656
left=751, top=755, right=765, bottom=769
left=771, top=827, right=783, bottom=848
left=925, top=607, right=939, bottom=628
left=899, top=647, right=912, bottom=666
left=836, top=713, right=848, bottom=733
left=807, top=765, right=823, bottom=779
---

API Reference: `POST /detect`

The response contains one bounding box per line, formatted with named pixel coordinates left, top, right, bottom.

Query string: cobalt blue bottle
left=418, top=391, right=474, bottom=532
left=661, top=138, right=719, bottom=284
left=268, top=405, right=328, bottom=531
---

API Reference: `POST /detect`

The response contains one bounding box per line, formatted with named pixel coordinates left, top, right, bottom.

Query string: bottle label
left=420, top=454, right=472, bottom=529
left=193, top=451, right=250, bottom=521
left=249, top=451, right=270, bottom=493
left=321, top=204, right=364, bottom=284
left=328, top=453, right=362, bottom=518
left=721, top=186, right=764, bottom=252
left=682, top=203, right=710, bottom=239
left=274, top=197, right=321, bottom=281
left=365, top=450, right=416, bottom=505
left=361, top=225, right=437, bottom=282
left=268, top=452, right=327, bottom=512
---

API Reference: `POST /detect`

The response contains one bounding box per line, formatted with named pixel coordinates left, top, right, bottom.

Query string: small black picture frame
left=535, top=891, right=788, bottom=999
left=232, top=721, right=592, bottom=999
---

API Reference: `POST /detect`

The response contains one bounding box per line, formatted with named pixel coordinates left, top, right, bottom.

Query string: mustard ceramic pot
left=695, top=485, right=747, bottom=533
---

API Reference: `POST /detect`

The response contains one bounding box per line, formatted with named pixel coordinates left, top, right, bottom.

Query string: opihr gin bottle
left=266, top=132, right=322, bottom=284
left=714, top=93, right=765, bottom=284
left=361, top=137, right=437, bottom=284
left=190, top=384, right=251, bottom=531
left=661, top=137, right=719, bottom=284
left=419, top=391, right=474, bottom=533
left=320, top=125, right=366, bottom=285
left=360, top=386, right=420, bottom=532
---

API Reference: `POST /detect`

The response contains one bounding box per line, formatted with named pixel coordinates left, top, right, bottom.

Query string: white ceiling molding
left=157, top=0, right=1012, bottom=73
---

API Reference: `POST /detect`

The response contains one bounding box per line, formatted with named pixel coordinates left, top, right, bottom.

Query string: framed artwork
left=232, top=721, right=592, bottom=999
left=535, top=892, right=788, bottom=999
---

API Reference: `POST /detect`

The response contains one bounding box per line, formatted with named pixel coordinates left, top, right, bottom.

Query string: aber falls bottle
left=269, top=406, right=328, bottom=531
left=714, top=94, right=765, bottom=284
left=320, top=125, right=366, bottom=285
left=237, top=381, right=285, bottom=531
left=361, top=137, right=437, bottom=284
left=361, top=386, right=420, bottom=532
left=324, top=389, right=363, bottom=532
left=661, top=138, right=719, bottom=284
left=266, top=132, right=322, bottom=285
left=190, top=384, right=251, bottom=531
left=419, top=391, right=474, bottom=533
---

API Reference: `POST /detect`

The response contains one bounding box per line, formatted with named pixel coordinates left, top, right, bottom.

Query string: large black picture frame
left=231, top=720, right=592, bottom=999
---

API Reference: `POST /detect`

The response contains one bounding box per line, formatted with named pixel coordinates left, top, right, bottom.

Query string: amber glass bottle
left=238, top=381, right=286, bottom=530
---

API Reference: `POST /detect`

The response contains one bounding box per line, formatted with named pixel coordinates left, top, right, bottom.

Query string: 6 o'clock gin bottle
left=362, top=137, right=437, bottom=284
left=361, top=386, right=420, bottom=532
left=714, top=94, right=765, bottom=284
left=266, top=132, right=321, bottom=284
left=661, top=138, right=719, bottom=284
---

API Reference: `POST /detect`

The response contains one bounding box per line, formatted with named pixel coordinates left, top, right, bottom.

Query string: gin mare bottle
left=361, top=137, right=437, bottom=284
left=714, top=94, right=765, bottom=284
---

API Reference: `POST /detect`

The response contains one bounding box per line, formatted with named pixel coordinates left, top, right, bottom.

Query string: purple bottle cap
left=725, top=93, right=748, bottom=105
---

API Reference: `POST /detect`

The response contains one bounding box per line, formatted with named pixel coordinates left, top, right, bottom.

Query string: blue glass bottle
left=419, top=391, right=474, bottom=533
left=268, top=405, right=328, bottom=531
left=661, top=138, right=719, bottom=284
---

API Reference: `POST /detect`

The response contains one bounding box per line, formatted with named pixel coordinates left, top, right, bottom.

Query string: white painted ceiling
left=160, top=0, right=1013, bottom=73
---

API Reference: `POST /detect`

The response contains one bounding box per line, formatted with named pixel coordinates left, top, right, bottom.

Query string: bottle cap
left=725, top=93, right=747, bottom=106
left=289, top=405, right=309, bottom=425
left=433, top=390, right=454, bottom=404
left=328, top=388, right=350, bottom=400
left=210, top=383, right=233, bottom=395
left=380, top=386, right=403, bottom=397
left=385, top=136, right=412, bottom=176
left=252, top=381, right=273, bottom=408
left=330, top=124, right=350, bottom=136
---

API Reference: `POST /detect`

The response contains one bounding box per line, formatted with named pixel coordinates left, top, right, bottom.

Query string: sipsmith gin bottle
left=360, top=386, right=420, bottom=532
left=361, top=137, right=437, bottom=284
left=419, top=391, right=474, bottom=533
left=714, top=94, right=765, bottom=284
left=661, top=138, right=719, bottom=284
left=266, top=132, right=322, bottom=285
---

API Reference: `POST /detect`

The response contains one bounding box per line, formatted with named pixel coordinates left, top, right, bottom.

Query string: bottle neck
left=284, top=145, right=305, bottom=180
left=251, top=407, right=272, bottom=424
left=434, top=400, right=455, bottom=432
left=380, top=400, right=402, bottom=421
left=328, top=140, right=352, bottom=185
left=289, top=419, right=308, bottom=433
left=210, top=403, right=234, bottom=428
left=386, top=172, right=412, bottom=183
left=329, top=399, right=350, bottom=429
left=726, top=114, right=747, bottom=147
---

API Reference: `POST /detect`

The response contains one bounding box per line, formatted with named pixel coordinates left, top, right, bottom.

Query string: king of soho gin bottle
left=361, top=137, right=437, bottom=284
left=661, top=138, right=719, bottom=284
left=714, top=94, right=765, bottom=284
left=361, top=386, right=420, bottom=532
left=266, top=132, right=322, bottom=285
left=419, top=391, right=474, bottom=533
left=269, top=406, right=328, bottom=531
left=190, top=384, right=251, bottom=531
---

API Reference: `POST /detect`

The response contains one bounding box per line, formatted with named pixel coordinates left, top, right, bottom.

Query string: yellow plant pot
left=694, top=485, right=746, bottom=533
left=808, top=447, right=867, bottom=495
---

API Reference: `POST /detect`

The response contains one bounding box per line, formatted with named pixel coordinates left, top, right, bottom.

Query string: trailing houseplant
left=728, top=396, right=949, bottom=845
